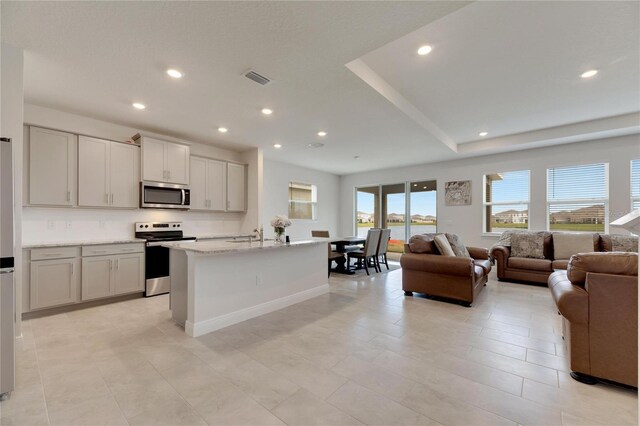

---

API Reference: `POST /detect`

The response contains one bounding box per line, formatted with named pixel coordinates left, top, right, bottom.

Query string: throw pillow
left=408, top=235, right=439, bottom=254
left=611, top=234, right=639, bottom=253
left=433, top=234, right=456, bottom=256
left=510, top=231, right=548, bottom=259
left=553, top=233, right=596, bottom=260
left=445, top=233, right=470, bottom=257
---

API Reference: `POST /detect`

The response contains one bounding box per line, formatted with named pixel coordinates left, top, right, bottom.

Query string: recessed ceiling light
left=273, top=143, right=282, bottom=149
left=317, top=131, right=327, bottom=137
left=308, top=142, right=325, bottom=148
left=413, top=184, right=417, bottom=187
left=479, top=132, right=488, bottom=137
left=261, top=108, right=273, bottom=115
left=166, top=69, right=183, bottom=79
left=423, top=186, right=427, bottom=189
left=581, top=69, right=598, bottom=79
left=132, top=103, right=146, bottom=110
left=218, top=127, right=228, bottom=133
left=417, top=45, right=432, bottom=56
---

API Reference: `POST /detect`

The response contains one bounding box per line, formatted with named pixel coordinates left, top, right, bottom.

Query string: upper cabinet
left=227, top=162, right=246, bottom=212
left=141, top=137, right=189, bottom=185
left=190, top=156, right=227, bottom=211
left=29, top=126, right=77, bottom=206
left=78, top=136, right=139, bottom=208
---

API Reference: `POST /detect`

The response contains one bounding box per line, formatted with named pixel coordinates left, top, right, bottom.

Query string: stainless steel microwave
left=140, top=181, right=190, bottom=209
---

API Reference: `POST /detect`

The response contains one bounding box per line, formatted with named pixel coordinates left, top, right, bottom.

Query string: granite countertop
left=194, top=234, right=255, bottom=240
left=162, top=238, right=330, bottom=255
left=23, top=238, right=146, bottom=249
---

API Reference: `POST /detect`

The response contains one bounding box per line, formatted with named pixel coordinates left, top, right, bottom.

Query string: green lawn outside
left=357, top=222, right=436, bottom=227
left=492, top=223, right=604, bottom=232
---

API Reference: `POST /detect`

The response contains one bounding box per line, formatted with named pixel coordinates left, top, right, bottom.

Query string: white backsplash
left=22, top=207, right=244, bottom=244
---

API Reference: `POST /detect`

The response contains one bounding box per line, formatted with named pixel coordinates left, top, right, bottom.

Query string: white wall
left=339, top=135, right=640, bottom=249
left=1, top=43, right=24, bottom=335
left=21, top=104, right=250, bottom=243
left=263, top=159, right=340, bottom=241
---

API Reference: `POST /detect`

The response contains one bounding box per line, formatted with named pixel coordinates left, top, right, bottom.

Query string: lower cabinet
left=30, top=257, right=80, bottom=310
left=82, top=252, right=144, bottom=301
left=26, top=243, right=145, bottom=312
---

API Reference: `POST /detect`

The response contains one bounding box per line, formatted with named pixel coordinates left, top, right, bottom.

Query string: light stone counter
left=23, top=238, right=146, bottom=249
left=167, top=237, right=329, bottom=337
left=162, top=238, right=329, bottom=255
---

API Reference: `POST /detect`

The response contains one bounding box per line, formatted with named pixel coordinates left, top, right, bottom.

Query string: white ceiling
left=2, top=1, right=639, bottom=175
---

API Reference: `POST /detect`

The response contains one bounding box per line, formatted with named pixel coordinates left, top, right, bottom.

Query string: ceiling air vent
left=244, top=70, right=271, bottom=86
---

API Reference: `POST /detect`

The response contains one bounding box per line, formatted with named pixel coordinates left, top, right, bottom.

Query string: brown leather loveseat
left=401, top=234, right=492, bottom=306
left=549, top=252, right=638, bottom=387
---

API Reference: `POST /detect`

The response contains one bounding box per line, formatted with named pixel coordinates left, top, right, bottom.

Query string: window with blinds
left=547, top=163, right=608, bottom=232
left=483, top=170, right=530, bottom=233
left=288, top=182, right=317, bottom=220
left=632, top=160, right=640, bottom=210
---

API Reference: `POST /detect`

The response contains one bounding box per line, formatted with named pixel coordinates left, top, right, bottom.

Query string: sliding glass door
left=355, top=179, right=437, bottom=253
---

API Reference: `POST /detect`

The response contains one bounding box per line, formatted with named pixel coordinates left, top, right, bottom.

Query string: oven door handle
left=146, top=242, right=170, bottom=247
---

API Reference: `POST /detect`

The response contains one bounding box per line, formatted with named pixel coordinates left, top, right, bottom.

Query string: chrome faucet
left=254, top=226, right=264, bottom=243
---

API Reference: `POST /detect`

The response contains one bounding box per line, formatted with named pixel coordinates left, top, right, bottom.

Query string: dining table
left=330, top=236, right=366, bottom=274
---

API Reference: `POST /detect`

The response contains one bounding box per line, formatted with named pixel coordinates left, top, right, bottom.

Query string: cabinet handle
left=42, top=253, right=63, bottom=257
left=93, top=250, right=107, bottom=254
left=111, top=194, right=114, bottom=205
left=71, top=263, right=74, bottom=275
left=168, top=170, right=171, bottom=180
left=109, top=259, right=113, bottom=270
left=116, top=259, right=119, bottom=270
left=67, top=191, right=71, bottom=201
left=105, top=193, right=109, bottom=204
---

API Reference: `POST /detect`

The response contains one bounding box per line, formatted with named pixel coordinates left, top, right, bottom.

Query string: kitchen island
left=163, top=238, right=329, bottom=337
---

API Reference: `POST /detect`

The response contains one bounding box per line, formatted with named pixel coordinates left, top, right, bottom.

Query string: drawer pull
left=42, top=253, right=63, bottom=257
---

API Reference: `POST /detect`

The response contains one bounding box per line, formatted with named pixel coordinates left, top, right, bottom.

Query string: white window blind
left=483, top=170, right=530, bottom=233
left=288, top=182, right=317, bottom=220
left=632, top=160, right=640, bottom=210
left=547, top=163, right=608, bottom=232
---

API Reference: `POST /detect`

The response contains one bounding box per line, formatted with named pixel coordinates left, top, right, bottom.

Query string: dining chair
left=328, top=243, right=344, bottom=277
left=347, top=229, right=382, bottom=275
left=376, top=228, right=391, bottom=271
left=311, top=230, right=330, bottom=238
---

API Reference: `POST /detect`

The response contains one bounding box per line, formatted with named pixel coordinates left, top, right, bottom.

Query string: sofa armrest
left=567, top=252, right=638, bottom=285
left=586, top=272, right=638, bottom=320
left=468, top=246, right=490, bottom=260
left=400, top=253, right=473, bottom=277
left=404, top=244, right=412, bottom=254
left=548, top=271, right=588, bottom=324
left=491, top=245, right=510, bottom=273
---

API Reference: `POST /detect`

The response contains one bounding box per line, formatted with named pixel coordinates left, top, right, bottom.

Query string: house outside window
left=483, top=170, right=530, bottom=233
left=288, top=182, right=317, bottom=220
left=547, top=163, right=609, bottom=233
left=632, top=159, right=640, bottom=210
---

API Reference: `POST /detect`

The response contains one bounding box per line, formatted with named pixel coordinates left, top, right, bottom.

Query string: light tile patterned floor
left=1, top=268, right=637, bottom=425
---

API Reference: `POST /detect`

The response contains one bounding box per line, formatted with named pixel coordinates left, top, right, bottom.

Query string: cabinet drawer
left=82, top=243, right=145, bottom=257
left=30, top=246, right=80, bottom=261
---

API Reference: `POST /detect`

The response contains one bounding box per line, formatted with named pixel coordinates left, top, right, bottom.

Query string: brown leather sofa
left=492, top=233, right=623, bottom=284
left=549, top=252, right=638, bottom=387
left=401, top=235, right=492, bottom=306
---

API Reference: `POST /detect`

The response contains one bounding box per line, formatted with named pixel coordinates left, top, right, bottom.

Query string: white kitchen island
left=163, top=239, right=329, bottom=337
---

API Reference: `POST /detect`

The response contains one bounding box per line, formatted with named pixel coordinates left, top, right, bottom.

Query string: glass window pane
left=289, top=202, right=315, bottom=220
left=356, top=186, right=379, bottom=237
left=288, top=182, right=316, bottom=220
left=547, top=163, right=607, bottom=201
left=632, top=160, right=640, bottom=198
left=549, top=202, right=605, bottom=232
left=382, top=183, right=406, bottom=253
left=487, top=204, right=528, bottom=233
left=410, top=180, right=437, bottom=237
left=485, top=170, right=529, bottom=203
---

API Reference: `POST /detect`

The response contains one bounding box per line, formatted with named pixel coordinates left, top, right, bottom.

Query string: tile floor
left=1, top=267, right=637, bottom=426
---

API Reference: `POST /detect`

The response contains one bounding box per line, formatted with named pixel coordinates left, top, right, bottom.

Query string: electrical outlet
left=66, top=222, right=72, bottom=229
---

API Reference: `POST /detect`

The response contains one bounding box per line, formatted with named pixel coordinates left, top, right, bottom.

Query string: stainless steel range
left=135, top=222, right=196, bottom=296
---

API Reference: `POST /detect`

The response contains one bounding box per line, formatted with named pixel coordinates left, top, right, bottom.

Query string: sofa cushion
left=434, top=234, right=456, bottom=256
left=552, top=259, right=570, bottom=270
left=611, top=235, right=639, bottom=253
left=508, top=257, right=553, bottom=272
left=474, top=259, right=492, bottom=274
left=408, top=235, right=439, bottom=254
left=510, top=232, right=548, bottom=259
left=553, top=233, right=597, bottom=260
left=567, top=252, right=639, bottom=286
left=445, top=233, right=470, bottom=257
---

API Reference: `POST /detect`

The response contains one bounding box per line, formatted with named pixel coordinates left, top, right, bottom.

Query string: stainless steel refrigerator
left=0, top=137, right=15, bottom=400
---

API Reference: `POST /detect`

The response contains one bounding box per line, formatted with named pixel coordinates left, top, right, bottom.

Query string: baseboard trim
left=185, top=283, right=330, bottom=337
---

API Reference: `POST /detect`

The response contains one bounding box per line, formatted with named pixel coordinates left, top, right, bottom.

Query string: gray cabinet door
left=30, top=258, right=80, bottom=310
left=113, top=253, right=144, bottom=295
left=207, top=159, right=227, bottom=211
left=166, top=142, right=190, bottom=184
left=141, top=137, right=166, bottom=182
left=110, top=142, right=139, bottom=208
left=78, top=135, right=110, bottom=207
left=81, top=256, right=114, bottom=301
left=29, top=127, right=77, bottom=206
left=226, top=163, right=246, bottom=212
